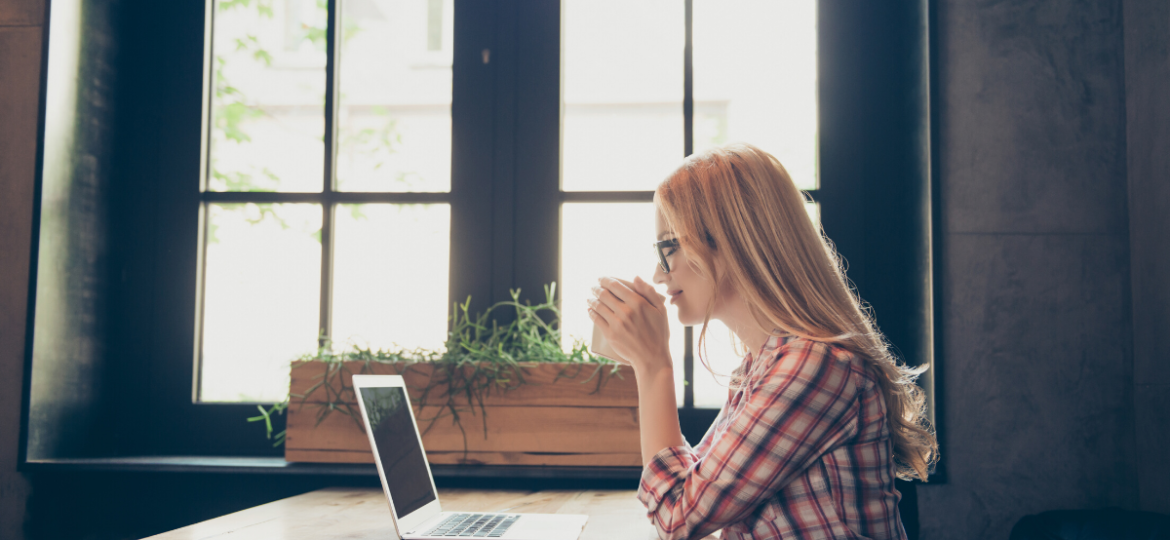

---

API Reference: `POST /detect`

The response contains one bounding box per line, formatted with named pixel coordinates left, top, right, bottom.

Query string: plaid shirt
left=637, top=336, right=907, bottom=540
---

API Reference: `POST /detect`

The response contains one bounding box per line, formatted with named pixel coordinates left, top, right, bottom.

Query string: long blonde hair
left=655, top=142, right=938, bottom=481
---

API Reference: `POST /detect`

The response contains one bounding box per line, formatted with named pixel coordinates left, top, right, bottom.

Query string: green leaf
left=252, top=49, right=273, bottom=66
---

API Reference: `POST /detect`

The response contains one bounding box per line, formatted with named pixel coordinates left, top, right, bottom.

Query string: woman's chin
left=676, top=310, right=704, bottom=327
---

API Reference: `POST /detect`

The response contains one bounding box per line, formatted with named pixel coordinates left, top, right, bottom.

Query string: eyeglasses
left=654, top=238, right=680, bottom=274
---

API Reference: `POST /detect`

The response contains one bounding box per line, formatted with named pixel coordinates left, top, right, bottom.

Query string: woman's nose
left=652, top=262, right=668, bottom=284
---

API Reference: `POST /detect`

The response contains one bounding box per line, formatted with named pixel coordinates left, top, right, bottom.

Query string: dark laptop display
left=360, top=386, right=437, bottom=517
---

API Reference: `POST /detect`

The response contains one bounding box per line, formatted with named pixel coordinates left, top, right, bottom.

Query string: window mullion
left=319, top=203, right=335, bottom=349
left=511, top=1, right=561, bottom=310
left=323, top=0, right=340, bottom=192
left=684, top=0, right=694, bottom=159
left=319, top=0, right=341, bottom=347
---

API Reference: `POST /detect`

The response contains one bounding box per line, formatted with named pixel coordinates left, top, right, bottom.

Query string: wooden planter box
left=284, top=361, right=641, bottom=467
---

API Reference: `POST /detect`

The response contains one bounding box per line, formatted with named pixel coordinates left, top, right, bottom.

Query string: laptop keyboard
left=423, top=513, right=519, bottom=538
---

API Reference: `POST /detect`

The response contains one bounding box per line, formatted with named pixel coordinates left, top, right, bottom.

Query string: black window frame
left=23, top=0, right=937, bottom=476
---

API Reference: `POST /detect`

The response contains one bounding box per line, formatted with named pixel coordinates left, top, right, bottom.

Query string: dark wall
left=0, top=0, right=44, bottom=537
left=918, top=1, right=1142, bottom=538
left=1123, top=0, right=1170, bottom=514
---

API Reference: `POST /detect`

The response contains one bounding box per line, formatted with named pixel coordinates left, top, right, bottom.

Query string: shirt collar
left=761, top=333, right=795, bottom=354
left=734, top=334, right=793, bottom=384
left=763, top=334, right=781, bottom=351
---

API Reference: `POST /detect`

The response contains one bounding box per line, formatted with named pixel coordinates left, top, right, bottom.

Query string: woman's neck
left=715, top=292, right=772, bottom=357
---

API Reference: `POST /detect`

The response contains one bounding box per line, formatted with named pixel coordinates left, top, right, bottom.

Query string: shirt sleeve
left=636, top=342, right=862, bottom=540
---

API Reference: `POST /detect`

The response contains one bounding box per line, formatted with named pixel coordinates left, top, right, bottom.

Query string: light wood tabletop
left=145, top=486, right=717, bottom=540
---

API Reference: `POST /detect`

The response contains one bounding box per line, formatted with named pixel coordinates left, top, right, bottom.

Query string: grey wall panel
left=1124, top=0, right=1170, bottom=394
left=1123, top=0, right=1170, bottom=514
left=1133, top=384, right=1170, bottom=512
left=939, top=0, right=1128, bottom=236
left=920, top=0, right=1137, bottom=538
left=921, top=233, right=1136, bottom=539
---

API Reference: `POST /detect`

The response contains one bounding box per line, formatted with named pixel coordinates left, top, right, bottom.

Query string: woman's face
left=653, top=207, right=719, bottom=326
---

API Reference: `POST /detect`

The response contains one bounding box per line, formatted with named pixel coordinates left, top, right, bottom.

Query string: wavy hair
left=655, top=142, right=938, bottom=481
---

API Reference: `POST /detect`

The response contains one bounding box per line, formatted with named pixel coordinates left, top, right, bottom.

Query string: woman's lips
left=669, top=290, right=683, bottom=304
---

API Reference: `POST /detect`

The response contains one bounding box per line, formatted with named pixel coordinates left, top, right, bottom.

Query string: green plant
left=248, top=283, right=624, bottom=455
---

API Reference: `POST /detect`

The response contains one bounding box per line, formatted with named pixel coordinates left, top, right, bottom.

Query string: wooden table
left=145, top=486, right=716, bottom=540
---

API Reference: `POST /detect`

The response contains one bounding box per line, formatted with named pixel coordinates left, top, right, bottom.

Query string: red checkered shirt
left=636, top=336, right=908, bottom=540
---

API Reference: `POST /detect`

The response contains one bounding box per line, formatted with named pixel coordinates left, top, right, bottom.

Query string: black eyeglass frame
left=654, top=238, right=681, bottom=274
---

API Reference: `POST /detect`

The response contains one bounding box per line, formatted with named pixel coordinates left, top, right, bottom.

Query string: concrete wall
left=1123, top=0, right=1170, bottom=515
left=0, top=1, right=44, bottom=538
left=919, top=1, right=1142, bottom=539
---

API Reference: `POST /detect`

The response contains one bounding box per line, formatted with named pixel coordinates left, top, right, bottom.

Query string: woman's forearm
left=634, top=363, right=687, bottom=465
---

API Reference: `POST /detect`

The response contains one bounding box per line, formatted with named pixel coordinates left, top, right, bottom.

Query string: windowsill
left=20, top=456, right=643, bottom=479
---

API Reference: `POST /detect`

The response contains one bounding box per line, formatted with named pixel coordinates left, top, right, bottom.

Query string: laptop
left=352, top=374, right=589, bottom=540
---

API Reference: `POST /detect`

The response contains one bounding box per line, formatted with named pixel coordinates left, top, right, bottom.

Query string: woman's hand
left=589, top=276, right=684, bottom=465
left=588, top=276, right=672, bottom=374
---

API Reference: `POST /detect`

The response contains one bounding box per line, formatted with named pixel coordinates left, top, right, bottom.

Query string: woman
left=587, top=143, right=938, bottom=540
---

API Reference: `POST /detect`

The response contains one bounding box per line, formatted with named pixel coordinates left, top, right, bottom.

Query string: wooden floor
left=145, top=486, right=717, bottom=540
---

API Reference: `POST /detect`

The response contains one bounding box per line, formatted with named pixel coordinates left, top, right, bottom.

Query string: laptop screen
left=359, top=385, right=437, bottom=517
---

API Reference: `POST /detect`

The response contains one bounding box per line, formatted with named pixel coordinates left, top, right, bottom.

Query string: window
left=199, top=0, right=454, bottom=402
left=22, top=0, right=931, bottom=468
left=42, top=0, right=933, bottom=460
left=559, top=0, right=819, bottom=410
left=199, top=0, right=822, bottom=410
left=200, top=0, right=822, bottom=412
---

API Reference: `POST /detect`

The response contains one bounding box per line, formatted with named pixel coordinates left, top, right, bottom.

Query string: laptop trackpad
left=501, top=514, right=588, bottom=540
